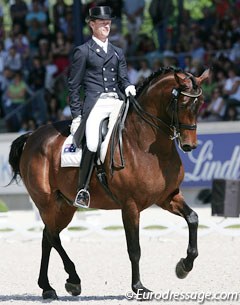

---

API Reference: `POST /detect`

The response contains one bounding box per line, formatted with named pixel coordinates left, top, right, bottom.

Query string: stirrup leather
left=73, top=189, right=90, bottom=208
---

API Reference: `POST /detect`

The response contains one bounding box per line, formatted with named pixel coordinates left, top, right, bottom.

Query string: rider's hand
left=125, top=85, right=136, bottom=97
left=70, top=115, right=82, bottom=135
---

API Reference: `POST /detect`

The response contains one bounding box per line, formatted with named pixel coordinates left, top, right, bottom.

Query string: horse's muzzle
left=181, top=143, right=197, bottom=152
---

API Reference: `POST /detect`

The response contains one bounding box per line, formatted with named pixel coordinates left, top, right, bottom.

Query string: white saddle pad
left=61, top=130, right=115, bottom=167
left=61, top=135, right=82, bottom=167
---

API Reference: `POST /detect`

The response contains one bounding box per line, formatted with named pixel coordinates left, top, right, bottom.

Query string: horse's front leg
left=122, top=202, right=151, bottom=295
left=175, top=202, right=199, bottom=279
left=166, top=192, right=199, bottom=279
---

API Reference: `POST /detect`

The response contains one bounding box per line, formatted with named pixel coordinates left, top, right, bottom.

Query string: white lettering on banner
left=185, top=140, right=240, bottom=183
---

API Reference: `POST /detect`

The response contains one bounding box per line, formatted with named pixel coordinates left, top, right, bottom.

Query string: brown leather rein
left=130, top=87, right=202, bottom=140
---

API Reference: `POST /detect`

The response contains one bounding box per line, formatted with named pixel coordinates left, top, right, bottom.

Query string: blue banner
left=179, top=133, right=240, bottom=187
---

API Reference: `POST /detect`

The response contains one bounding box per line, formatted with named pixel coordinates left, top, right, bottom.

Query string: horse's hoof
left=132, top=282, right=152, bottom=300
left=176, top=258, right=189, bottom=279
left=65, top=282, right=81, bottom=296
left=42, top=289, right=58, bottom=300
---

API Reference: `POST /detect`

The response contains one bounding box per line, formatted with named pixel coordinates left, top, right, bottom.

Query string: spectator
left=53, top=0, right=69, bottom=33
left=201, top=71, right=218, bottom=103
left=28, top=56, right=47, bottom=125
left=27, top=18, right=43, bottom=53
left=123, top=0, right=145, bottom=40
left=37, top=0, right=50, bottom=25
left=14, top=32, right=31, bottom=77
left=10, top=0, right=28, bottom=33
left=223, top=67, right=240, bottom=117
left=178, top=22, right=193, bottom=53
left=190, top=37, right=205, bottom=62
left=47, top=94, right=61, bottom=123
left=28, top=118, right=37, bottom=130
left=214, top=0, right=231, bottom=19
left=149, top=0, right=174, bottom=51
left=5, top=70, right=28, bottom=131
left=26, top=0, right=47, bottom=27
left=152, top=59, right=162, bottom=72
left=5, top=46, right=22, bottom=72
left=4, top=31, right=15, bottom=51
left=136, top=59, right=152, bottom=85
left=127, top=62, right=139, bottom=85
left=51, top=31, right=71, bottom=74
left=215, top=69, right=228, bottom=90
left=109, top=23, right=127, bottom=53
left=224, top=105, right=238, bottom=120
left=162, top=50, right=177, bottom=68
left=0, top=67, right=14, bottom=116
left=43, top=53, right=58, bottom=92
left=38, top=38, right=50, bottom=63
left=61, top=97, right=71, bottom=120
left=0, top=41, right=7, bottom=75
left=200, top=87, right=226, bottom=122
left=60, top=9, right=74, bottom=42
left=28, top=56, right=45, bottom=91
left=37, top=24, right=53, bottom=46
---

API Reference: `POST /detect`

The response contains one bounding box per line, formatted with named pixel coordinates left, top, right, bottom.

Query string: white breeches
left=86, top=95, right=123, bottom=152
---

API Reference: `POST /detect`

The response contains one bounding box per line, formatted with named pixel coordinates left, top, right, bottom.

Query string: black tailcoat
left=68, top=38, right=131, bottom=145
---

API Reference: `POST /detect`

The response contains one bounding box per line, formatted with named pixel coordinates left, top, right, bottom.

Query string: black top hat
left=86, top=6, right=115, bottom=22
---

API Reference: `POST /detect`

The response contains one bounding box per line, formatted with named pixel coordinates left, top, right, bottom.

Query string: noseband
left=130, top=86, right=202, bottom=141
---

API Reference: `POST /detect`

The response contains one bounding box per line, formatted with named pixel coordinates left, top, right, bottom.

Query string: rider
left=68, top=6, right=136, bottom=208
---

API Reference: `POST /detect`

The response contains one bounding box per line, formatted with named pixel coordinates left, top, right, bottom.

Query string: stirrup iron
left=73, top=189, right=90, bottom=208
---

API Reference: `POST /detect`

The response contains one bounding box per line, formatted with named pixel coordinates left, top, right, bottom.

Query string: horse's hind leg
left=122, top=202, right=151, bottom=296
left=38, top=227, right=57, bottom=299
left=161, top=193, right=199, bottom=279
left=37, top=219, right=81, bottom=299
left=44, top=227, right=81, bottom=297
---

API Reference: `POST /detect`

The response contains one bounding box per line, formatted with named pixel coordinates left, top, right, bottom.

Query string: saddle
left=61, top=97, right=128, bottom=168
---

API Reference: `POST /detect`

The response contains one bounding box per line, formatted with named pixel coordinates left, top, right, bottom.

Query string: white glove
left=70, top=115, right=81, bottom=135
left=125, top=85, right=136, bottom=97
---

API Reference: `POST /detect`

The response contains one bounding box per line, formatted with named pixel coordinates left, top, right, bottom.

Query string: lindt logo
left=185, top=140, right=240, bottom=182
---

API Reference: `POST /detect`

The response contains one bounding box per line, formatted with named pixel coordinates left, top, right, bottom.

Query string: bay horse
left=8, top=67, right=209, bottom=300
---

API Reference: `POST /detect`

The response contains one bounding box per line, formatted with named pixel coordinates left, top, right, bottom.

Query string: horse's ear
left=174, top=72, right=190, bottom=86
left=197, top=69, right=210, bottom=85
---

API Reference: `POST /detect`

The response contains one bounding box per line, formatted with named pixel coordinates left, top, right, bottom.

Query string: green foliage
left=182, top=0, right=213, bottom=19
left=0, top=200, right=9, bottom=213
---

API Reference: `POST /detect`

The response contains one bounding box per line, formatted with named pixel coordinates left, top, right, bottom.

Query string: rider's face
left=90, top=19, right=111, bottom=42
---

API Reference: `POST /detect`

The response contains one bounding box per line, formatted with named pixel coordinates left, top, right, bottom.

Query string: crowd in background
left=0, top=0, right=240, bottom=132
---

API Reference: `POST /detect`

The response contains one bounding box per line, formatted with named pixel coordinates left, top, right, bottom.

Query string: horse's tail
left=8, top=132, right=31, bottom=185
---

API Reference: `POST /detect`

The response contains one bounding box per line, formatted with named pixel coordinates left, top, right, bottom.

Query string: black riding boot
left=74, top=147, right=95, bottom=208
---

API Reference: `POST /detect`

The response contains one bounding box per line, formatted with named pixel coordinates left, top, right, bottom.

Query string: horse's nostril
left=182, top=144, right=193, bottom=152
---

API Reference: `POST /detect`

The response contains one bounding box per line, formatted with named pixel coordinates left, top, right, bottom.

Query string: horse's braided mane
left=136, top=66, right=183, bottom=97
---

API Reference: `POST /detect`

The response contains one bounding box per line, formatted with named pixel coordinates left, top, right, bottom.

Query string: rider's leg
left=74, top=99, right=110, bottom=207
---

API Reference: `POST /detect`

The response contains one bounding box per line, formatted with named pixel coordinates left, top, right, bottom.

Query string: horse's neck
left=125, top=104, right=175, bottom=156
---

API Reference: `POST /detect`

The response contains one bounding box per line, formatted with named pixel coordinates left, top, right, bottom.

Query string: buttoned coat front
left=68, top=38, right=131, bottom=145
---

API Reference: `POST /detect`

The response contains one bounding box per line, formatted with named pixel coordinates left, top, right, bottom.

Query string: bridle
left=169, top=87, right=202, bottom=140
left=130, top=85, right=203, bottom=141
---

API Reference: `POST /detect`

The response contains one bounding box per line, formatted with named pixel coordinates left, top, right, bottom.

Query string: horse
left=8, top=67, right=209, bottom=300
